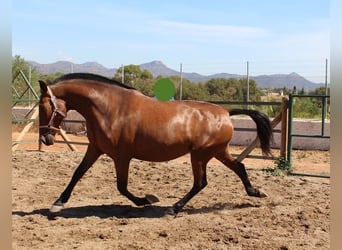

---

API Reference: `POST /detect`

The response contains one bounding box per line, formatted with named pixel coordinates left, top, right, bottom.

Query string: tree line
left=12, top=55, right=330, bottom=119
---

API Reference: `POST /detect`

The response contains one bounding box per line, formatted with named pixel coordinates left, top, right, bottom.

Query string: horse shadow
left=12, top=202, right=261, bottom=220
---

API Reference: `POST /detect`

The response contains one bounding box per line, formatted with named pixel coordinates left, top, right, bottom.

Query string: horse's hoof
left=145, top=194, right=160, bottom=204
left=247, top=188, right=268, bottom=198
left=259, top=190, right=268, bottom=198
left=164, top=207, right=177, bottom=217
left=50, top=203, right=64, bottom=213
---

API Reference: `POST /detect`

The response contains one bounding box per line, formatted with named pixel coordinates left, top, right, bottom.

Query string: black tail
left=229, top=109, right=273, bottom=156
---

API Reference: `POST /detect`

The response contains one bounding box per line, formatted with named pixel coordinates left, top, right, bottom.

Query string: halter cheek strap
left=39, top=86, right=66, bottom=132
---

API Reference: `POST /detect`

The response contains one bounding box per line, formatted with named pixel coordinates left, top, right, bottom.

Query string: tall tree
left=114, top=64, right=144, bottom=86
left=12, top=55, right=40, bottom=101
left=141, top=69, right=153, bottom=81
left=239, top=78, right=261, bottom=102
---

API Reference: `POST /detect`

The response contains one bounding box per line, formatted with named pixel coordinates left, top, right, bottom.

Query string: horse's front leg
left=114, top=157, right=159, bottom=206
left=50, top=144, right=101, bottom=213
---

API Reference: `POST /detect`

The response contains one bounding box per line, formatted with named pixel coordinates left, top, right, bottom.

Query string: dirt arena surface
left=12, top=133, right=330, bottom=249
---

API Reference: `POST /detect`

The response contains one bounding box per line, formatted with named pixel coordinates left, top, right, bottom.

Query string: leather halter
left=39, top=86, right=66, bottom=132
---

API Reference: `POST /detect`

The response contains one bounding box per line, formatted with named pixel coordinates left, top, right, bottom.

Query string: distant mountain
left=28, top=60, right=326, bottom=91
left=252, top=72, right=323, bottom=91
left=139, top=61, right=228, bottom=83
left=28, top=61, right=116, bottom=77
left=140, top=60, right=178, bottom=76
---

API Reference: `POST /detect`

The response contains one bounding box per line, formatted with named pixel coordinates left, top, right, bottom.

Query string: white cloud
left=154, top=20, right=269, bottom=40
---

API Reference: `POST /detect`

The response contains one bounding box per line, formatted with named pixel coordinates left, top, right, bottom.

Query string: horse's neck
left=53, top=83, right=119, bottom=121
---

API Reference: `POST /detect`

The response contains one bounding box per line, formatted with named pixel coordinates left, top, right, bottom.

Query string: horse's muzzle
left=40, top=134, right=55, bottom=146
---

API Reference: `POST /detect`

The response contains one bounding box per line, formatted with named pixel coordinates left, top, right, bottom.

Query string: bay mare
left=39, top=73, right=272, bottom=215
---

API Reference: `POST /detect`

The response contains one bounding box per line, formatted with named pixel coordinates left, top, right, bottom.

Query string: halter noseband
left=39, top=86, right=66, bottom=132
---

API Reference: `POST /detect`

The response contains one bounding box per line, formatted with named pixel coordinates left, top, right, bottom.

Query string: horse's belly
left=133, top=143, right=190, bottom=162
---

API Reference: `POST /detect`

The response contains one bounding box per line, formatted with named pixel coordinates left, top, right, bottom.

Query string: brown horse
left=39, top=73, right=272, bottom=215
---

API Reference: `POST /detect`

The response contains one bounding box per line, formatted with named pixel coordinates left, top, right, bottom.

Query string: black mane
left=51, top=73, right=136, bottom=90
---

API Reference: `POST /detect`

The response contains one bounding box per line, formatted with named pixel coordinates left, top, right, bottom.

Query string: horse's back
left=128, top=98, right=234, bottom=160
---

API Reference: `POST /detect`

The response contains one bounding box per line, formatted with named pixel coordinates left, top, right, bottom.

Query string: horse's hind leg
left=171, top=152, right=209, bottom=215
left=215, top=151, right=267, bottom=198
left=114, top=157, right=159, bottom=206
left=50, top=144, right=101, bottom=213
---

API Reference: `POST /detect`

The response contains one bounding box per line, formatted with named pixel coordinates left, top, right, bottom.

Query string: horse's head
left=39, top=80, right=67, bottom=146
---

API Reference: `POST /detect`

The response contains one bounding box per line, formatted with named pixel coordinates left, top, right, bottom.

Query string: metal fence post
left=287, top=94, right=294, bottom=164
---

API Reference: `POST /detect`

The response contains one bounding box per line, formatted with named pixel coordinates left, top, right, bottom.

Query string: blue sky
left=12, top=0, right=329, bottom=83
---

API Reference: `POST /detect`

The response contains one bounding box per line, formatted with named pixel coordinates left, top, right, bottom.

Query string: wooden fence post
left=12, top=108, right=39, bottom=151
left=58, top=129, right=79, bottom=152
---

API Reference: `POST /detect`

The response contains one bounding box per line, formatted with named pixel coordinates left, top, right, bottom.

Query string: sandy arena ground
left=12, top=132, right=330, bottom=249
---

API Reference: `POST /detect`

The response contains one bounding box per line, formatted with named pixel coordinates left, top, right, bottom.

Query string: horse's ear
left=39, top=80, right=48, bottom=93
